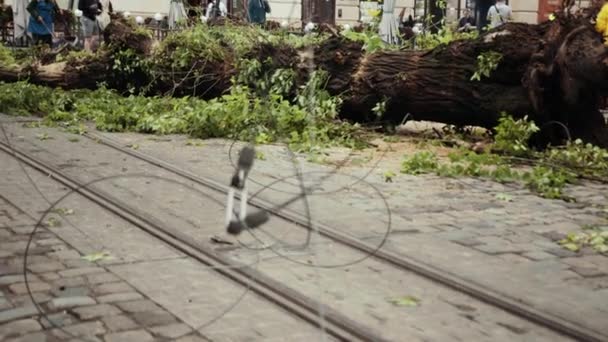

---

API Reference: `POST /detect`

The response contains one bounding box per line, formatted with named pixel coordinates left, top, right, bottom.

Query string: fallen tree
left=1, top=4, right=607, bottom=147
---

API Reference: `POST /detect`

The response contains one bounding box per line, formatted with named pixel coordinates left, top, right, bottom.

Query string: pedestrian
left=248, top=0, right=269, bottom=25
left=77, top=0, right=102, bottom=51
left=457, top=8, right=475, bottom=32
left=97, top=0, right=113, bottom=32
left=486, top=0, right=511, bottom=29
left=26, top=0, right=62, bottom=47
left=207, top=0, right=227, bottom=19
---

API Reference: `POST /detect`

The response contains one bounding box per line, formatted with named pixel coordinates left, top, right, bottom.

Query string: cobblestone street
left=1, top=114, right=607, bottom=341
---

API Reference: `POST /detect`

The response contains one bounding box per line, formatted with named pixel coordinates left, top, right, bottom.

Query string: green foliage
left=383, top=170, right=396, bottom=183
left=0, top=44, right=16, bottom=67
left=414, top=28, right=479, bottom=50
left=401, top=149, right=574, bottom=199
left=401, top=151, right=439, bottom=175
left=157, top=25, right=227, bottom=68
left=110, top=48, right=152, bottom=94
left=523, top=166, right=574, bottom=200
left=59, top=49, right=98, bottom=65
left=494, top=113, right=540, bottom=156
left=543, top=139, right=608, bottom=178
left=559, top=227, right=608, bottom=254
left=342, top=30, right=392, bottom=53
left=0, top=80, right=362, bottom=151
left=471, top=51, right=503, bottom=81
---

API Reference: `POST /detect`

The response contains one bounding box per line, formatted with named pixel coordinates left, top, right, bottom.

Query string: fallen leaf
left=495, top=193, right=513, bottom=202
left=562, top=243, right=580, bottom=252
left=388, top=296, right=420, bottom=307
left=45, top=217, right=61, bottom=228
left=81, top=252, right=113, bottom=262
left=52, top=208, right=74, bottom=216
left=594, top=244, right=608, bottom=253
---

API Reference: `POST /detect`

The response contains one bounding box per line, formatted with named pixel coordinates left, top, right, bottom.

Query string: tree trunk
left=307, top=16, right=608, bottom=147
left=1, top=7, right=607, bottom=147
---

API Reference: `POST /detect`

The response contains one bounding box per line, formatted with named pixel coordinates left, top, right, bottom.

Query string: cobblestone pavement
left=1, top=115, right=607, bottom=340
left=84, top=128, right=608, bottom=335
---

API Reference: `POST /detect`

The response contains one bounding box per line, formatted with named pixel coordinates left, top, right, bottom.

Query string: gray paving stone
left=473, top=244, right=526, bottom=255
left=0, top=319, right=42, bottom=339
left=451, top=237, right=483, bottom=247
left=40, top=312, right=76, bottom=329
left=539, top=231, right=567, bottom=241
left=57, top=321, right=106, bottom=337
left=132, top=311, right=178, bottom=327
left=0, top=297, right=12, bottom=310
left=53, top=277, right=86, bottom=288
left=10, top=293, right=50, bottom=308
left=0, top=275, right=28, bottom=286
left=174, top=335, right=211, bottom=342
left=52, top=286, right=90, bottom=298
left=86, top=272, right=120, bottom=285
left=97, top=292, right=143, bottom=304
left=0, top=306, right=38, bottom=324
left=104, top=329, right=154, bottom=342
left=47, top=296, right=96, bottom=311
left=71, top=304, right=121, bottom=320
left=546, top=247, right=579, bottom=258
left=101, top=315, right=139, bottom=332
left=5, top=331, right=47, bottom=342
left=570, top=267, right=607, bottom=278
left=116, top=300, right=161, bottom=313
left=26, top=262, right=65, bottom=273
left=35, top=238, right=63, bottom=246
left=8, top=282, right=51, bottom=295
left=38, top=272, right=60, bottom=281
left=150, top=323, right=192, bottom=339
left=94, top=282, right=134, bottom=295
left=62, top=259, right=95, bottom=268
left=0, top=242, right=29, bottom=253
left=521, top=251, right=557, bottom=261
left=48, top=250, right=81, bottom=261
left=67, top=337, right=102, bottom=342
left=57, top=267, right=105, bottom=278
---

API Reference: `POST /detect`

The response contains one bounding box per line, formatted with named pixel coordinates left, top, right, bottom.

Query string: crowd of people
left=23, top=0, right=517, bottom=51
left=23, top=0, right=271, bottom=51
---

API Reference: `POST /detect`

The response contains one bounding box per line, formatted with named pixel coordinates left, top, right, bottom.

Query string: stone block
left=71, top=304, right=121, bottom=320
left=104, top=329, right=154, bottom=342
left=47, top=296, right=96, bottom=311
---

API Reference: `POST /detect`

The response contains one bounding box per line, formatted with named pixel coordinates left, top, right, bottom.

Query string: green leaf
left=45, top=217, right=61, bottom=228
left=495, top=193, right=513, bottom=202
left=593, top=244, right=608, bottom=253
left=388, top=296, right=420, bottom=307
left=562, top=243, right=580, bottom=252
left=52, top=208, right=74, bottom=216
left=81, top=251, right=113, bottom=262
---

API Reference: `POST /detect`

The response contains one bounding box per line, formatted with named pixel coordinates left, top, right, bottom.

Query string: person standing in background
left=207, top=0, right=227, bottom=19
left=248, top=0, right=268, bottom=25
left=486, top=0, right=511, bottom=29
left=27, top=0, right=62, bottom=47
left=78, top=0, right=102, bottom=51
left=97, top=0, right=113, bottom=32
left=457, top=8, right=475, bottom=32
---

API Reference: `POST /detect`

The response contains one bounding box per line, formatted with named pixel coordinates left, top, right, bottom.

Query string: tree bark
left=307, top=16, right=608, bottom=147
left=1, top=8, right=607, bottom=147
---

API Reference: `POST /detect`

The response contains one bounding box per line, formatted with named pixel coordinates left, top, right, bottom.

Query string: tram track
left=0, top=122, right=605, bottom=341
left=0, top=139, right=389, bottom=342
left=78, top=130, right=607, bottom=342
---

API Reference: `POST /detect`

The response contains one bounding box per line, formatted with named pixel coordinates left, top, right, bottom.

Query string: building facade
left=2, top=0, right=593, bottom=26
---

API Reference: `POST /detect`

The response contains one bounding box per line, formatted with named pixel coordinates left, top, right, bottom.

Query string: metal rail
left=84, top=131, right=607, bottom=342
left=0, top=140, right=389, bottom=342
